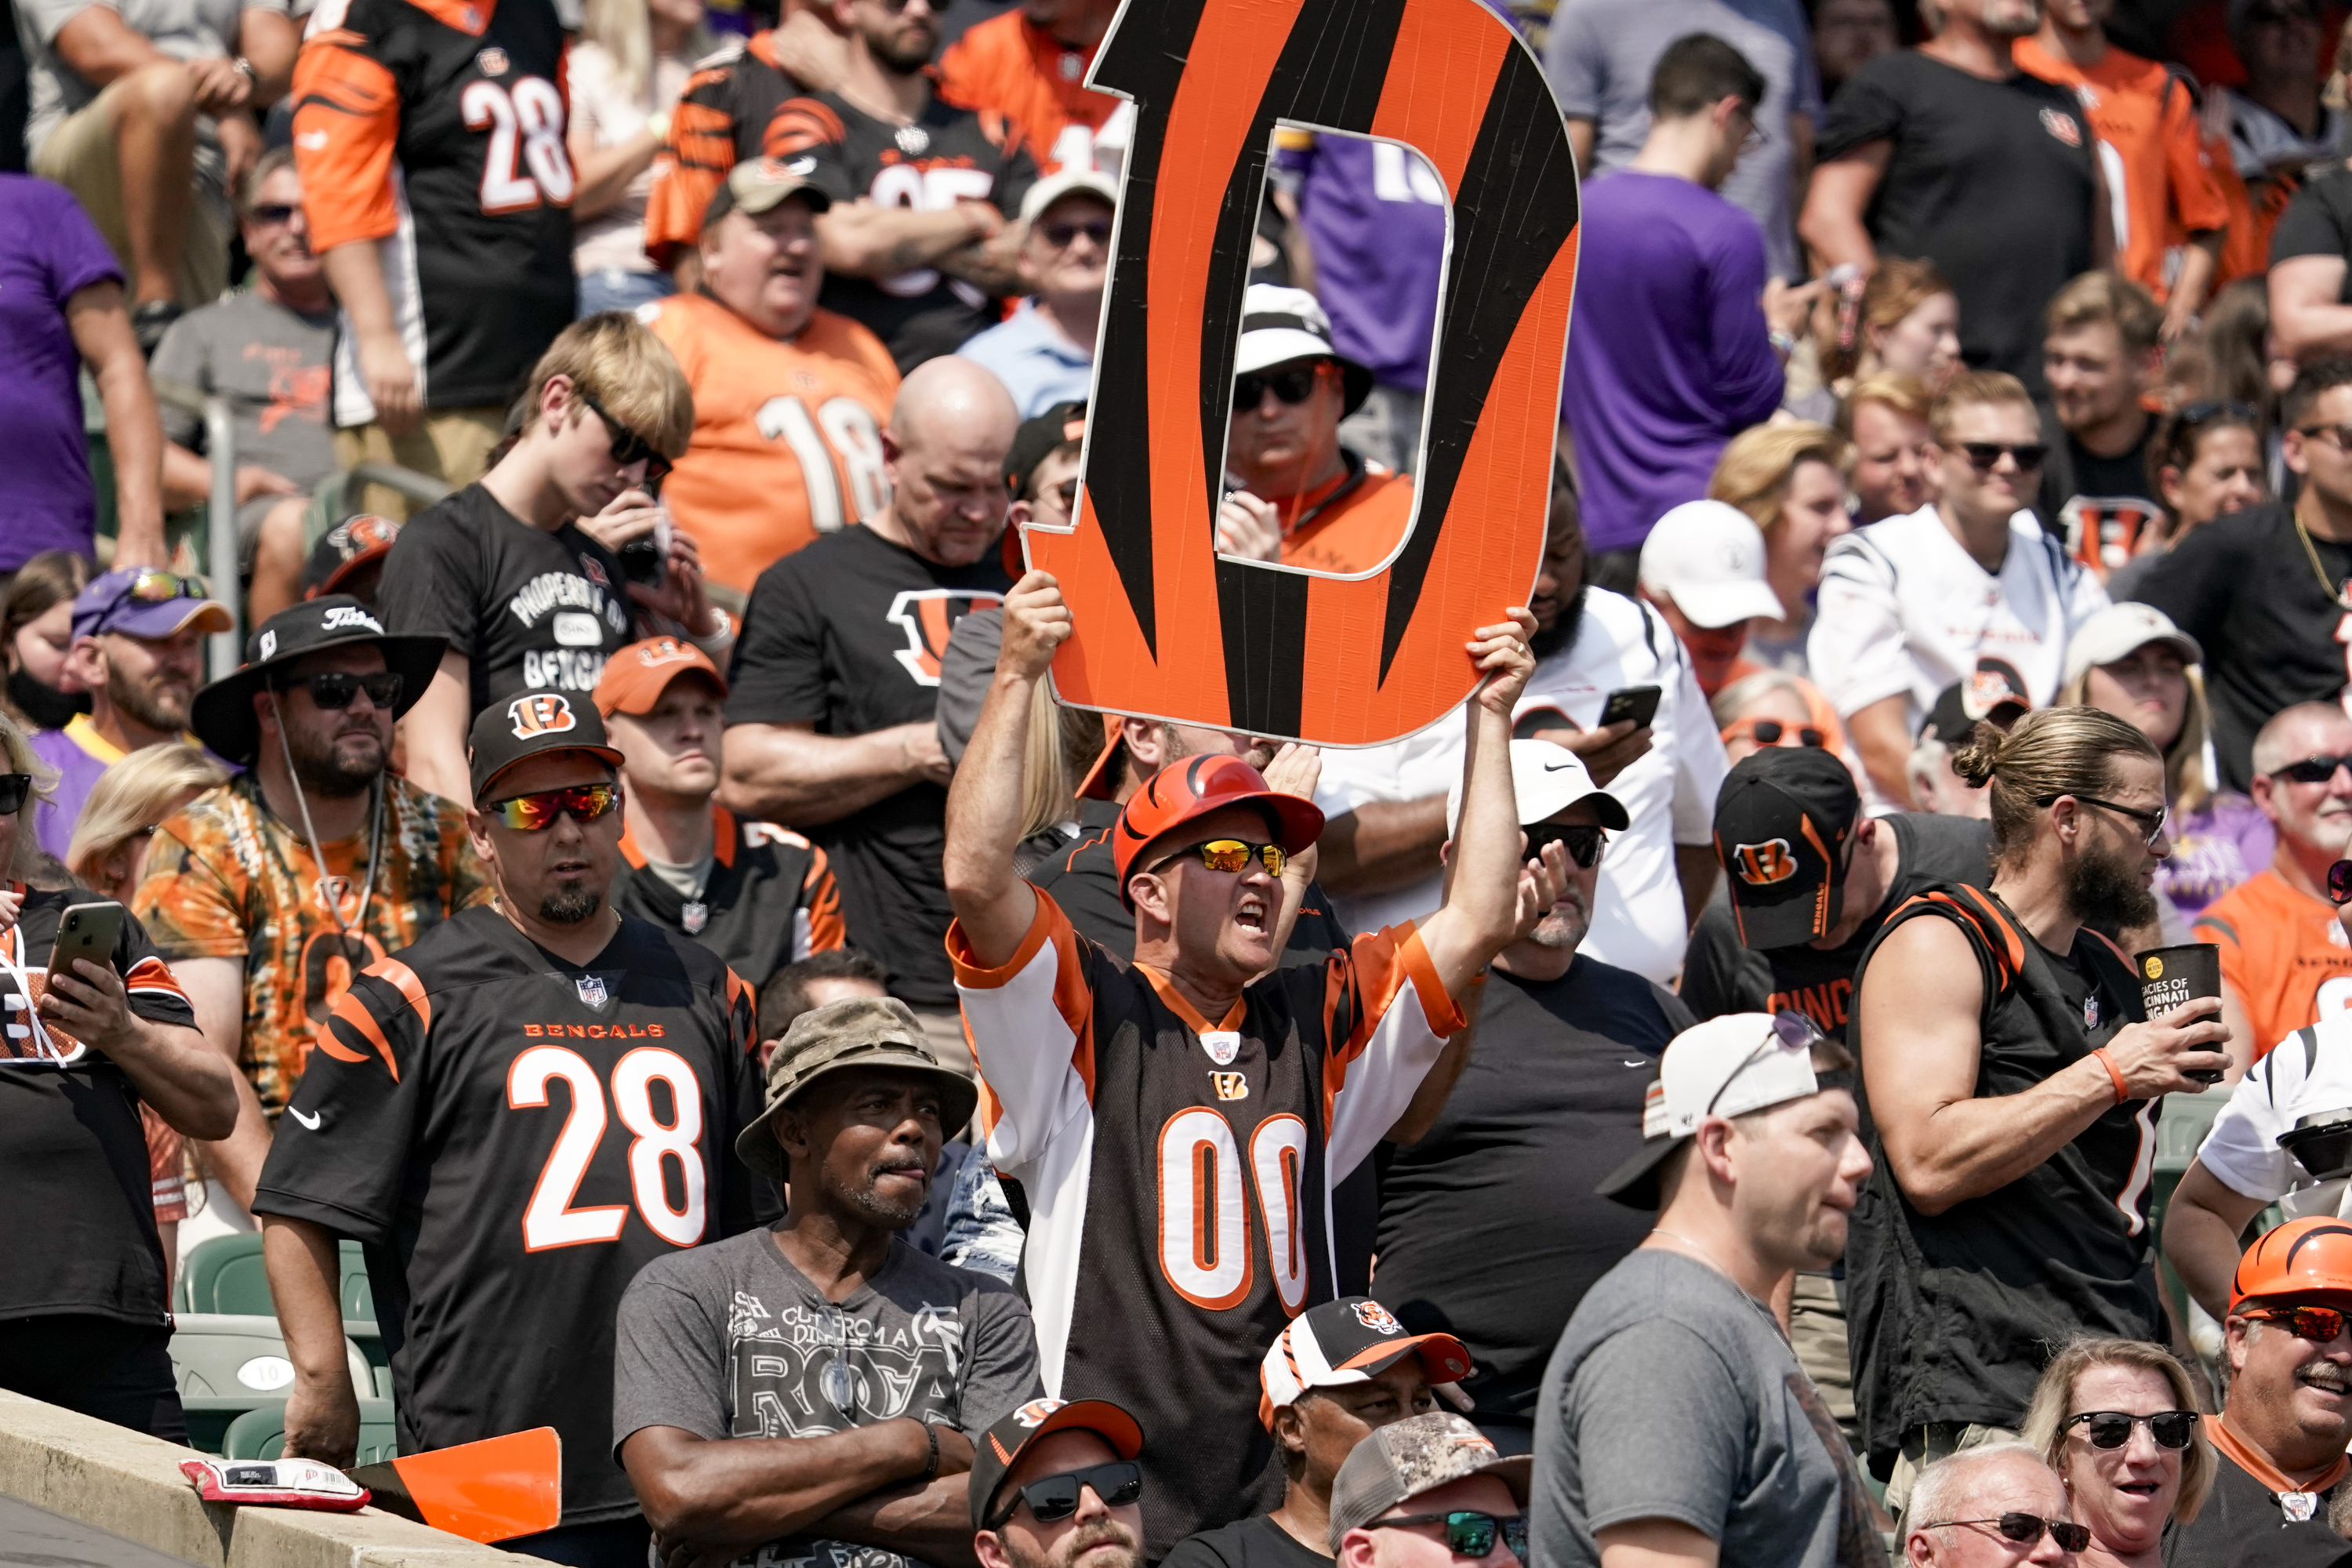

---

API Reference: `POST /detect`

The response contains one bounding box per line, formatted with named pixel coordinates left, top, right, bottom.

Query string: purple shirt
left=28, top=719, right=113, bottom=866
left=0, top=177, right=120, bottom=572
left=1560, top=170, right=1784, bottom=554
left=1277, top=135, right=1450, bottom=394
left=2158, top=790, right=2274, bottom=925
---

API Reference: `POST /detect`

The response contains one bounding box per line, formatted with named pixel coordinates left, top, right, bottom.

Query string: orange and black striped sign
left=1025, top=0, right=1578, bottom=745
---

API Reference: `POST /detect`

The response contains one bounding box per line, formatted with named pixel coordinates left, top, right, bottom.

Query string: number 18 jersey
left=250, top=906, right=765, bottom=1525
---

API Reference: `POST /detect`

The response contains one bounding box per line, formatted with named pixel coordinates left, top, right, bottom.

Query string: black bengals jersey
left=768, top=89, right=1039, bottom=372
left=293, top=0, right=576, bottom=419
left=610, top=804, right=848, bottom=983
left=948, top=889, right=1471, bottom=1556
left=250, top=905, right=764, bottom=1524
left=1843, top=883, right=2163, bottom=1479
left=642, top=30, right=807, bottom=268
left=0, top=888, right=197, bottom=1324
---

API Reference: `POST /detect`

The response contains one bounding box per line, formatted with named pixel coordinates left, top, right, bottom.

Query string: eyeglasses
left=0, top=774, right=29, bottom=815
left=485, top=782, right=621, bottom=832
left=1922, top=1515, right=2092, bottom=1553
left=1958, top=441, right=2049, bottom=470
left=1039, top=218, right=1111, bottom=249
left=1235, top=363, right=1326, bottom=409
left=1051, top=477, right=1080, bottom=512
left=2176, top=399, right=2259, bottom=426
left=1722, top=716, right=1826, bottom=750
left=275, top=670, right=403, bottom=711
left=1149, top=838, right=1288, bottom=877
left=2064, top=1409, right=2201, bottom=1450
left=1526, top=822, right=1608, bottom=869
left=2240, top=1303, right=2352, bottom=1341
left=986, top=1460, right=1142, bottom=1530
left=246, top=202, right=299, bottom=226
left=575, top=387, right=673, bottom=484
left=2298, top=423, right=2352, bottom=451
left=1370, top=1510, right=1529, bottom=1563
left=2271, top=753, right=2352, bottom=786
left=1704, top=1009, right=1826, bottom=1117
left=2329, top=859, right=2352, bottom=906
left=2040, top=792, right=2168, bottom=848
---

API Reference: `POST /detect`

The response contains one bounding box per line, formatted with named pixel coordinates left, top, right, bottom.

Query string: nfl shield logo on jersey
left=577, top=975, right=608, bottom=1008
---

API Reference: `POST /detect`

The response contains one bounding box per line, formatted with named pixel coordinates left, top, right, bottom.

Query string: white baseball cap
left=1596, top=1012, right=1848, bottom=1208
left=1445, top=739, right=1631, bottom=835
left=1020, top=169, right=1118, bottom=224
left=2062, top=601, right=2203, bottom=690
left=1637, top=500, right=1787, bottom=630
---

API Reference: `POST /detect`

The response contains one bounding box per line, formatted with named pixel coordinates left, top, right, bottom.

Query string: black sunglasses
left=1526, top=822, right=1607, bottom=869
left=1922, top=1515, right=2092, bottom=1553
left=1370, top=1510, right=1527, bottom=1563
left=1039, top=219, right=1111, bottom=249
left=1235, top=364, right=1325, bottom=408
left=247, top=202, right=299, bottom=225
left=575, top=387, right=673, bottom=483
left=274, top=670, right=403, bottom=711
left=1739, top=718, right=1826, bottom=748
left=2064, top=1409, right=2201, bottom=1450
left=2040, top=791, right=2168, bottom=848
left=2176, top=399, right=2259, bottom=426
left=0, top=773, right=30, bottom=815
left=2329, top=859, right=2352, bottom=906
left=2273, top=753, right=2352, bottom=786
left=987, top=1460, right=1142, bottom=1530
left=1958, top=441, right=2049, bottom=470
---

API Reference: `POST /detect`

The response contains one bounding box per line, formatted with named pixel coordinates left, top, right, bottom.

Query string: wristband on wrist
left=915, top=1418, right=940, bottom=1486
left=2091, top=1047, right=2128, bottom=1105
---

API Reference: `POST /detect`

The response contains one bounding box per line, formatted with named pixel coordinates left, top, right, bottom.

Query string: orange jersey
left=1276, top=463, right=1415, bottom=575
left=2014, top=40, right=2228, bottom=299
left=643, top=31, right=806, bottom=269
left=936, top=9, right=1119, bottom=176
left=2194, top=868, right=2352, bottom=1059
left=640, top=292, right=901, bottom=593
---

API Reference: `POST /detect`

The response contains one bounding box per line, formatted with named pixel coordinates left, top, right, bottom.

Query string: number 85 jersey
left=292, top=0, right=578, bottom=426
left=251, top=905, right=766, bottom=1526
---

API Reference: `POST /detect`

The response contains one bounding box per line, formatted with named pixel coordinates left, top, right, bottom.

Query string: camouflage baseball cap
left=1326, top=1413, right=1532, bottom=1552
left=732, top=996, right=979, bottom=1178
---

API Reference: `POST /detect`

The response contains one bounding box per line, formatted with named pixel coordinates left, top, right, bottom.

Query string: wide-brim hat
left=191, top=596, right=445, bottom=766
left=734, top=996, right=981, bottom=1179
left=1236, top=284, right=1374, bottom=418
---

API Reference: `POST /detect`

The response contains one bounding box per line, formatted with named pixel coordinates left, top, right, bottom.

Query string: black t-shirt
left=1679, top=814, right=1994, bottom=1033
left=376, top=483, right=633, bottom=718
left=2163, top=1446, right=2350, bottom=1565
left=249, top=906, right=765, bottom=1524
left=610, top=805, right=844, bottom=991
left=1819, top=53, right=2096, bottom=389
left=725, top=524, right=1010, bottom=1006
left=2127, top=501, right=2352, bottom=790
left=2272, top=166, right=2352, bottom=291
left=2037, top=408, right=2165, bottom=572
left=0, top=888, right=198, bottom=1323
left=1164, top=1514, right=1333, bottom=1568
left=1370, top=956, right=1694, bottom=1421
left=769, top=89, right=1039, bottom=372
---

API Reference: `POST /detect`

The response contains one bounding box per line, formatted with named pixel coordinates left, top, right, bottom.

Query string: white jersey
left=2195, top=1014, right=2352, bottom=1206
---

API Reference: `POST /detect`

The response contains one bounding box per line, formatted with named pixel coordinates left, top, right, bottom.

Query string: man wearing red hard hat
left=2171, top=1218, right=2352, bottom=1562
left=942, top=571, right=1558, bottom=1559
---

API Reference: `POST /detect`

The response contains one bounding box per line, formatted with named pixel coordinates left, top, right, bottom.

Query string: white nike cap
left=1597, top=1011, right=1849, bottom=1208
left=1637, top=500, right=1787, bottom=630
left=1446, top=739, right=1630, bottom=835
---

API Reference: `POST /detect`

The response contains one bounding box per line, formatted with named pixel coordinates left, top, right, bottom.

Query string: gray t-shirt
left=150, top=290, right=336, bottom=530
left=14, top=0, right=287, bottom=171
left=1530, top=1249, right=1886, bottom=1568
left=614, top=1225, right=1042, bottom=1568
left=1541, top=0, right=1820, bottom=281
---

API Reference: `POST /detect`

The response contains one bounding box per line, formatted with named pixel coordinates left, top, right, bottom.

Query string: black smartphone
left=1512, top=706, right=1573, bottom=740
left=49, top=900, right=125, bottom=978
left=1598, top=684, right=1661, bottom=729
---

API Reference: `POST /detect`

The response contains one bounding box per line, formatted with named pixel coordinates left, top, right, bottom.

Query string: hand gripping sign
left=1023, top=0, right=1578, bottom=746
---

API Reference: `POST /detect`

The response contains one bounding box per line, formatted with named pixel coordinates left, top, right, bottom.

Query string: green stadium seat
left=176, top=1233, right=272, bottom=1316
left=169, top=1313, right=376, bottom=1401
left=221, top=1399, right=398, bottom=1466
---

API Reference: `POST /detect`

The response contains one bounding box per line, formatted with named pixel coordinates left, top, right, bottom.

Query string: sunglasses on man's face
left=1958, top=441, right=2049, bottom=471
left=247, top=202, right=299, bottom=226
left=2241, top=1303, right=2352, bottom=1341
left=1526, top=822, right=1607, bottom=869
left=0, top=773, right=30, bottom=815
left=1151, top=838, right=1288, bottom=877
left=2273, top=753, right=2352, bottom=786
left=1369, top=1510, right=1528, bottom=1563
left=1039, top=219, right=1111, bottom=249
left=988, top=1460, right=1143, bottom=1530
left=1235, top=364, right=1325, bottom=409
left=2064, top=1409, right=2201, bottom=1450
left=575, top=387, right=673, bottom=485
left=1922, top=1515, right=2092, bottom=1553
left=1722, top=716, right=1826, bottom=750
left=485, top=782, right=621, bottom=832
left=278, top=670, right=403, bottom=712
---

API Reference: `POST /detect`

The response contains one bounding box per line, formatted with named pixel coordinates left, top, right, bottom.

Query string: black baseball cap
left=1002, top=401, right=1087, bottom=576
left=1921, top=659, right=2031, bottom=744
left=301, top=514, right=401, bottom=598
left=1711, top=749, right=1860, bottom=949
left=467, top=691, right=626, bottom=802
left=190, top=595, right=445, bottom=765
left=969, top=1398, right=1145, bottom=1534
left=1258, top=1297, right=1473, bottom=1429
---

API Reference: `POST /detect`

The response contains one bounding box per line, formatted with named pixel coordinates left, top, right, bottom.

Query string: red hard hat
left=2230, top=1218, right=2352, bottom=1312
left=1112, top=754, right=1324, bottom=909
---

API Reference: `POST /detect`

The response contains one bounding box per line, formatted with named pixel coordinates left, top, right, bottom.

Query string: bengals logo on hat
left=1733, top=839, right=1798, bottom=887
left=508, top=693, right=579, bottom=739
left=1012, top=1399, right=1065, bottom=1428
left=1352, top=1301, right=1403, bottom=1335
left=633, top=638, right=696, bottom=669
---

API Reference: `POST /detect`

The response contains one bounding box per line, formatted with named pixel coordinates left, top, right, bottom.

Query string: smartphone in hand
left=1597, top=684, right=1661, bottom=729
left=48, top=901, right=125, bottom=978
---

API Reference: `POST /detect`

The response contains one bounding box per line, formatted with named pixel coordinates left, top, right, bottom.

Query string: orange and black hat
left=1112, top=754, right=1323, bottom=909
left=2230, top=1218, right=2352, bottom=1314
left=1258, top=1298, right=1473, bottom=1430
left=1711, top=748, right=1860, bottom=950
left=593, top=636, right=728, bottom=719
left=468, top=691, right=626, bottom=802
left=301, top=514, right=401, bottom=598
left=969, top=1398, right=1145, bottom=1534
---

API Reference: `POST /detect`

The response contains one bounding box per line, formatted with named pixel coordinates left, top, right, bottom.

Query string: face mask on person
left=7, top=666, right=88, bottom=730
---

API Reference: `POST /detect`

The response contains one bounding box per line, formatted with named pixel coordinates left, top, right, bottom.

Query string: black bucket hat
left=190, top=596, right=445, bottom=766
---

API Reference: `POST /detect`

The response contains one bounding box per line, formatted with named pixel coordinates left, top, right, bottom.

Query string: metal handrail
left=151, top=378, right=241, bottom=677
left=347, top=461, right=452, bottom=508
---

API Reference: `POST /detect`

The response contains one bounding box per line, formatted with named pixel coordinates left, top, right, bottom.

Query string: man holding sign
left=942, top=573, right=1552, bottom=1556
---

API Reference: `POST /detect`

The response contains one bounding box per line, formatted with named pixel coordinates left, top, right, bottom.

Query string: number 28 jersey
left=292, top=0, right=577, bottom=422
left=250, top=906, right=765, bottom=1525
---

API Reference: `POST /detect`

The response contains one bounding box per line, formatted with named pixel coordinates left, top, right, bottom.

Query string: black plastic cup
left=2136, top=943, right=2225, bottom=1085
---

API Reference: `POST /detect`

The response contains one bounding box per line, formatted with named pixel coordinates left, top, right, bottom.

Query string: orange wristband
left=2092, top=1047, right=2128, bottom=1105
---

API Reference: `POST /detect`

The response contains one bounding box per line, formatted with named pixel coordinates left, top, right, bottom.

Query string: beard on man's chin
left=1016, top=1519, right=1142, bottom=1568
left=835, top=1160, right=929, bottom=1228
left=1530, top=585, right=1588, bottom=662
left=1526, top=901, right=1590, bottom=952
left=289, top=727, right=386, bottom=797
left=539, top=884, right=604, bottom=925
left=2066, top=838, right=2157, bottom=931
left=111, top=667, right=189, bottom=734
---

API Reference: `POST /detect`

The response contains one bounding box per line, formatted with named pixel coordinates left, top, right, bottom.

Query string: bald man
left=723, top=356, right=1022, bottom=1058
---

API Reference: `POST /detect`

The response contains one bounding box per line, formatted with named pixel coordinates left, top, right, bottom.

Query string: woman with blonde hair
left=2019, top=1337, right=2212, bottom=1568
left=65, top=743, right=228, bottom=903
left=567, top=0, right=714, bottom=315
left=1709, top=421, right=1853, bottom=676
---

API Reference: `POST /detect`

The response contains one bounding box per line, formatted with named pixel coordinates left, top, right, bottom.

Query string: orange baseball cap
left=593, top=637, right=728, bottom=719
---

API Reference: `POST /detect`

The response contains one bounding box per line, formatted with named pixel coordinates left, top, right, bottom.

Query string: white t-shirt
left=1808, top=504, right=2110, bottom=729
left=1312, top=589, right=1726, bottom=984
left=2195, top=1016, right=2352, bottom=1203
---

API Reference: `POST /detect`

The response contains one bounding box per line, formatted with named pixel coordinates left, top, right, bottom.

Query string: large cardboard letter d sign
left=1027, top=0, right=1579, bottom=747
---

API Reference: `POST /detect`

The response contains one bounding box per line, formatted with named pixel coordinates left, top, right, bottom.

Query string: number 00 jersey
left=949, top=890, right=1468, bottom=1557
left=251, top=905, right=765, bottom=1525
left=293, top=0, right=577, bottom=422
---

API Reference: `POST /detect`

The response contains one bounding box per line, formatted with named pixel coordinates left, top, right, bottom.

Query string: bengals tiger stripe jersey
left=768, top=89, right=1039, bottom=372
left=0, top=888, right=198, bottom=1324
left=948, top=888, right=1470, bottom=1556
left=611, top=803, right=848, bottom=984
left=936, top=8, right=1122, bottom=176
left=292, top=0, right=577, bottom=423
left=640, top=290, right=900, bottom=593
left=642, top=29, right=808, bottom=269
left=250, top=905, right=764, bottom=1525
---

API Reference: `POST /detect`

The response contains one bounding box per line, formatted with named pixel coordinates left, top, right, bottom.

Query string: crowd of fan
left=19, top=0, right=2352, bottom=1564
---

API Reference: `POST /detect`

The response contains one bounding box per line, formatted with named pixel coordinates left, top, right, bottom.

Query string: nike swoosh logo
left=1544, top=761, right=1580, bottom=770
left=1622, top=1059, right=1650, bottom=1068
left=289, top=1108, right=322, bottom=1131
